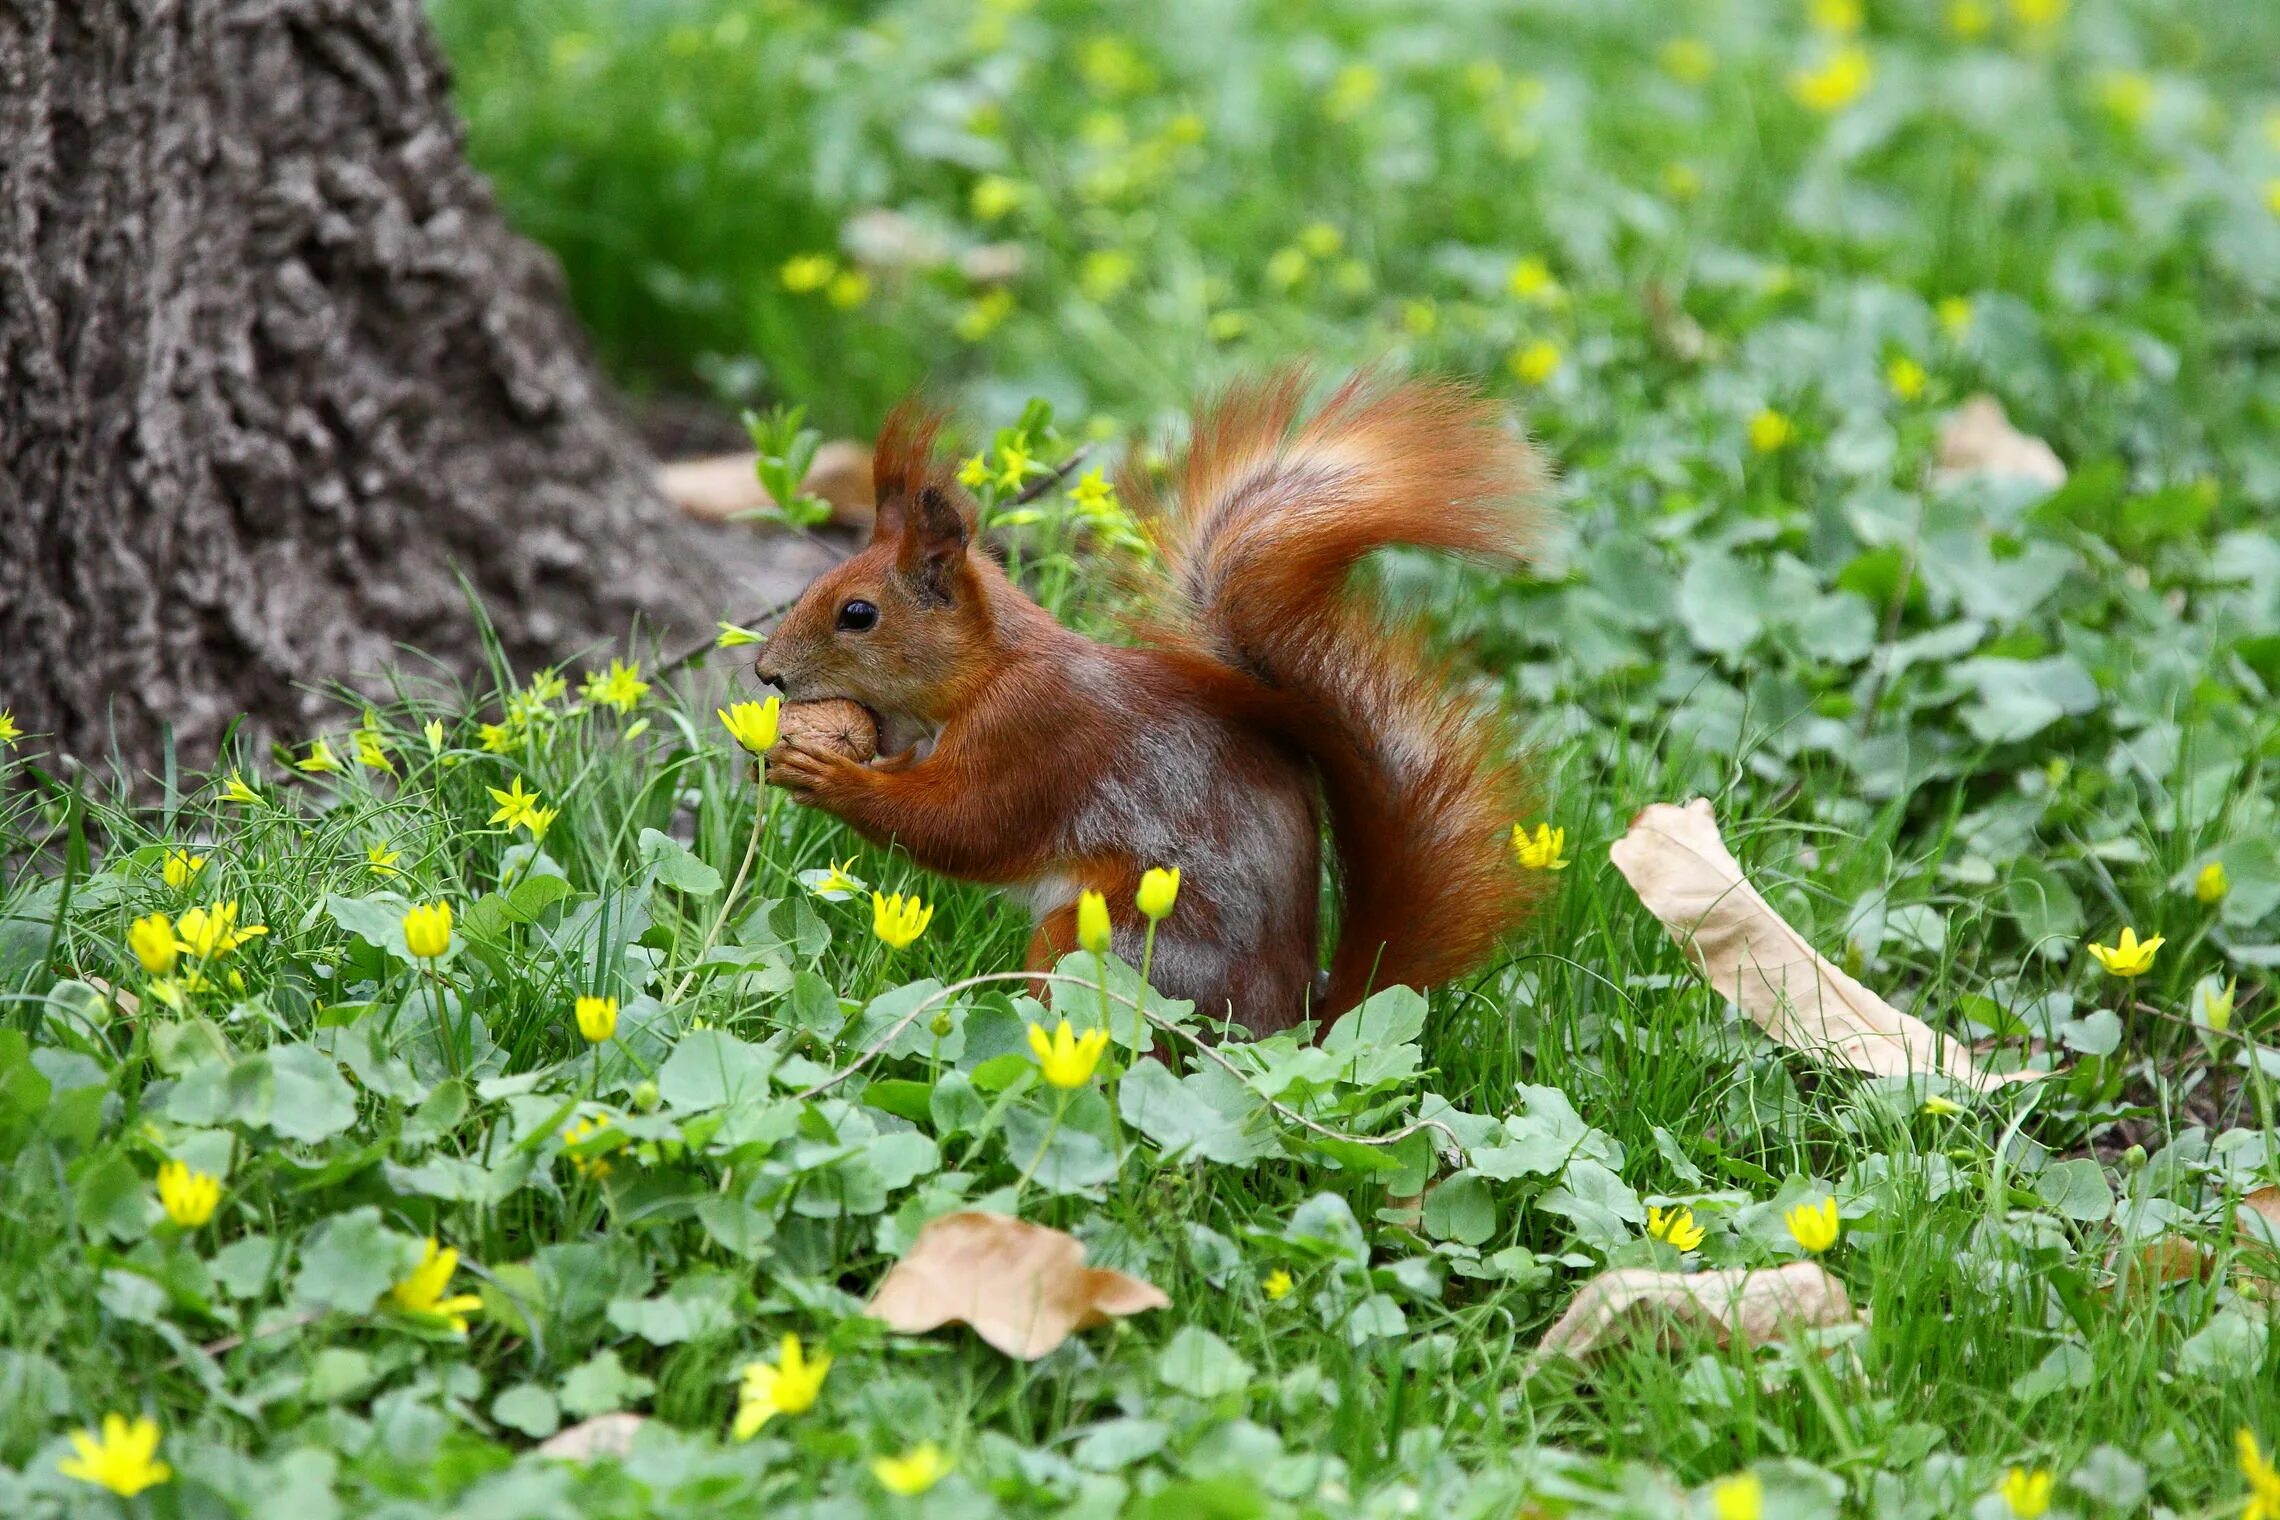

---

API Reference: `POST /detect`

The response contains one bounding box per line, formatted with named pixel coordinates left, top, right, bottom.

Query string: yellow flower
left=1710, top=1471, right=1764, bottom=1520
left=1296, top=222, right=1343, bottom=259
left=478, top=722, right=517, bottom=755
left=715, top=622, right=763, bottom=649
left=1263, top=1268, right=1294, bottom=1301
left=156, top=1160, right=220, bottom=1228
left=1401, top=298, right=1438, bottom=335
left=523, top=805, right=559, bottom=841
left=575, top=995, right=619, bottom=1044
left=2097, top=70, right=2154, bottom=128
left=1789, top=46, right=1873, bottom=114
left=1076, top=889, right=1113, bottom=955
left=781, top=254, right=836, bottom=292
left=719, top=697, right=783, bottom=755
left=733, top=1333, right=831, bottom=1438
left=0, top=709, right=21, bottom=748
left=486, top=776, right=545, bottom=832
left=367, top=842, right=402, bottom=877
left=390, top=1237, right=484, bottom=1333
left=296, top=738, right=343, bottom=775
left=1137, top=866, right=1181, bottom=921
left=2085, top=926, right=2163, bottom=977
left=972, top=174, right=1023, bottom=221
left=1070, top=467, right=1117, bottom=514
left=1512, top=822, right=1570, bottom=871
left=354, top=727, right=392, bottom=772
left=1509, top=340, right=1562, bottom=387
left=2266, top=179, right=2280, bottom=219
left=2199, top=977, right=2238, bottom=1036
left=1921, top=1094, right=1968, bottom=1117
left=129, top=913, right=178, bottom=975
left=1325, top=61, right=1380, bottom=122
left=1998, top=1466, right=2054, bottom=1518
left=871, top=1442, right=952, bottom=1496
left=582, top=658, right=650, bottom=714
left=1659, top=37, right=1716, bottom=84
left=2238, top=1428, right=2280, bottom=1520
left=1749, top=408, right=1795, bottom=453
left=221, top=771, right=263, bottom=806
left=174, top=902, right=266, bottom=961
left=423, top=718, right=447, bottom=754
left=1028, top=1018, right=1110, bottom=1089
left=1661, top=162, right=1702, bottom=201
left=1938, top=295, right=1975, bottom=337
left=2006, top=0, right=2068, bottom=28
left=872, top=890, right=935, bottom=950
left=1647, top=1205, right=1706, bottom=1251
left=1948, top=0, right=1994, bottom=38
left=1080, top=249, right=1136, bottom=302
left=956, top=452, right=994, bottom=488
left=956, top=289, right=1014, bottom=343
left=1784, top=1196, right=1841, bottom=1253
left=805, top=858, right=866, bottom=901
left=162, top=850, right=207, bottom=890
left=58, top=1413, right=171, bottom=1497
left=826, top=270, right=871, bottom=310
left=561, top=1112, right=616, bottom=1178
left=2197, top=861, right=2231, bottom=904
left=1207, top=310, right=1252, bottom=342
left=403, top=900, right=453, bottom=960
left=1887, top=355, right=1928, bottom=401
left=1810, top=0, right=1863, bottom=34
left=1507, top=255, right=1562, bottom=305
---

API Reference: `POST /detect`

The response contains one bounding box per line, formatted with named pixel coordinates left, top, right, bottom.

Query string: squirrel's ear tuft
left=871, top=398, right=948, bottom=544
left=898, top=484, right=971, bottom=603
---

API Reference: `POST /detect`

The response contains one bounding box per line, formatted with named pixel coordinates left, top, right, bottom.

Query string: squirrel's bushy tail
left=1130, top=368, right=1546, bottom=1016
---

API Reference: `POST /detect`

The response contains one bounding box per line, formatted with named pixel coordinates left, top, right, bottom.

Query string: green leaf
left=638, top=828, right=724, bottom=897
left=267, top=1043, right=359, bottom=1142
left=491, top=1383, right=562, bottom=1439
left=293, top=1207, right=420, bottom=1314
left=559, top=1348, right=657, bottom=1419
left=1119, top=1060, right=1277, bottom=1165
left=1421, top=1172, right=1497, bottom=1245
left=1154, top=1326, right=1253, bottom=1398
left=2034, top=1158, right=2112, bottom=1221
left=656, top=1029, right=776, bottom=1111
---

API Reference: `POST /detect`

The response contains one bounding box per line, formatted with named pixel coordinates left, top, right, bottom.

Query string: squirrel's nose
left=754, top=659, right=785, bottom=692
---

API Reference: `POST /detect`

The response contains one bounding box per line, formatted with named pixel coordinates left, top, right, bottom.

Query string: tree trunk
left=0, top=0, right=832, bottom=781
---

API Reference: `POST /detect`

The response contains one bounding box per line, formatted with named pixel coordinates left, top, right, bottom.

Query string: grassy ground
left=7, top=0, right=2280, bottom=1514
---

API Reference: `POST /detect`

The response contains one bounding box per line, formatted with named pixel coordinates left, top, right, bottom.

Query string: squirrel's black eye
left=836, top=599, right=879, bottom=632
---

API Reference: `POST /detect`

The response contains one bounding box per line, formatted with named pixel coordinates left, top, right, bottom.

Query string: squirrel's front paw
left=765, top=738, right=869, bottom=807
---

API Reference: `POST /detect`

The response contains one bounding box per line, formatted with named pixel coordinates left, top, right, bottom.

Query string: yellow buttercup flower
left=390, top=1237, right=484, bottom=1334
left=781, top=254, right=836, bottom=292
left=719, top=698, right=782, bottom=755
left=1784, top=1196, right=1841, bottom=1253
left=1749, top=408, right=1795, bottom=453
left=872, top=890, right=935, bottom=950
left=1789, top=46, right=1873, bottom=114
left=1076, top=889, right=1113, bottom=955
left=1509, top=340, right=1562, bottom=387
left=1028, top=1018, right=1109, bottom=1089
left=2237, top=1428, right=2280, bottom=1520
left=162, top=850, right=207, bottom=890
left=733, top=1333, right=831, bottom=1439
left=486, top=776, right=545, bottom=832
left=575, top=995, right=619, bottom=1044
left=1998, top=1466, right=2054, bottom=1518
left=871, top=1442, right=952, bottom=1496
left=1263, top=1268, right=1294, bottom=1301
left=1507, top=255, right=1563, bottom=305
left=403, top=900, right=453, bottom=960
left=221, top=771, right=264, bottom=806
left=1710, top=1471, right=1763, bottom=1520
left=296, top=738, right=343, bottom=775
left=1887, top=355, right=1927, bottom=401
left=157, top=1160, right=220, bottom=1228
left=1647, top=1205, right=1706, bottom=1251
left=561, top=1112, right=616, bottom=1179
left=826, top=269, right=871, bottom=310
left=2085, top=926, right=2162, bottom=977
left=129, top=913, right=179, bottom=975
left=58, top=1413, right=171, bottom=1497
left=2196, top=861, right=2230, bottom=905
left=1512, top=822, right=1570, bottom=871
left=582, top=658, right=651, bottom=714
left=1137, top=866, right=1181, bottom=921
left=174, top=902, right=266, bottom=961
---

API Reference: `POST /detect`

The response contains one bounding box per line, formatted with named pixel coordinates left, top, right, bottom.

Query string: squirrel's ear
left=871, top=399, right=945, bottom=544
left=897, top=484, right=971, bottom=603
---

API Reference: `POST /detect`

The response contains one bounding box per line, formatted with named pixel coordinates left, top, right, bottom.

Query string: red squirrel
left=757, top=369, right=1543, bottom=1036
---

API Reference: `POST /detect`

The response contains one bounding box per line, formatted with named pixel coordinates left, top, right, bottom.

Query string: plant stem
left=669, top=764, right=770, bottom=1005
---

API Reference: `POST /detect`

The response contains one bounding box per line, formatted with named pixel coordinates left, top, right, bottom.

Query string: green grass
left=6, top=0, right=2280, bottom=1513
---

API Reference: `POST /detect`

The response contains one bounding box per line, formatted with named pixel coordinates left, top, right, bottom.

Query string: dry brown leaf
left=536, top=1413, right=647, bottom=1462
left=1932, top=395, right=2067, bottom=490
left=868, top=1211, right=1169, bottom=1360
left=2243, top=1186, right=2280, bottom=1234
left=657, top=438, right=873, bottom=528
left=1534, top=1263, right=1858, bottom=1362
left=2107, top=1235, right=2213, bottom=1296
left=1610, top=799, right=2040, bottom=1091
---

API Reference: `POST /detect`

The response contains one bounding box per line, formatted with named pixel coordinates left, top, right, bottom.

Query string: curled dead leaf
left=1609, top=799, right=2040, bottom=1092
left=2107, top=1235, right=2213, bottom=1296
left=657, top=438, right=874, bottom=529
left=868, top=1211, right=1169, bottom=1360
left=1933, top=395, right=2066, bottom=490
left=1534, top=1262, right=1858, bottom=1363
left=536, top=1413, right=648, bottom=1462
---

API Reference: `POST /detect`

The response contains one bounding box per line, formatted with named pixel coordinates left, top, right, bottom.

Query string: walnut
left=773, top=698, right=879, bottom=763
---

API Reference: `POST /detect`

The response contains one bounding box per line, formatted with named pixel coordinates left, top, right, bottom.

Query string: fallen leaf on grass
left=1610, top=799, right=2041, bottom=1091
left=1932, top=395, right=2067, bottom=490
left=868, top=1211, right=1169, bottom=1360
left=537, top=1413, right=647, bottom=1461
left=1533, top=1262, right=1858, bottom=1363
left=2243, top=1186, right=2280, bottom=1234
left=658, top=438, right=873, bottom=528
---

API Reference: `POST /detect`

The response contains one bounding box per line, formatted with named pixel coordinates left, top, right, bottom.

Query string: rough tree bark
left=0, top=0, right=834, bottom=781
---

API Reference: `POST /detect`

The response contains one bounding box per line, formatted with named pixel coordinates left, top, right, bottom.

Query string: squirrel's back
left=1126, top=368, right=1545, bottom=1018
